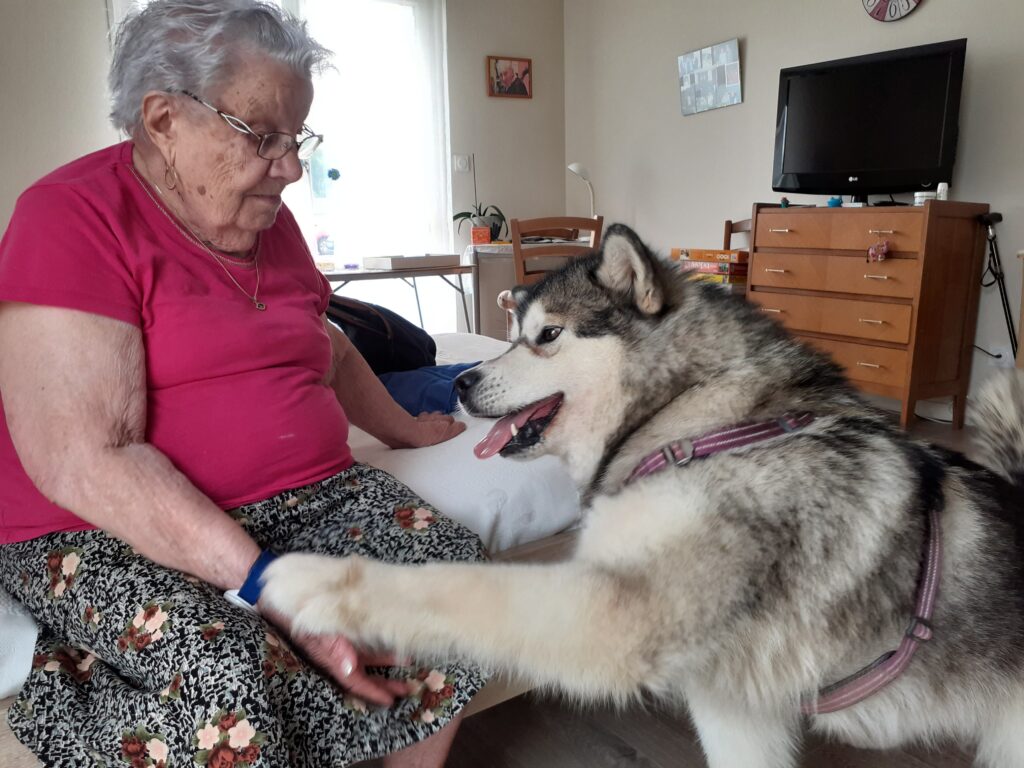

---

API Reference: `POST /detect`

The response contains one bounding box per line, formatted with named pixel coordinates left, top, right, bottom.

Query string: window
left=108, top=1, right=451, bottom=261
left=108, top=0, right=459, bottom=330
left=285, top=0, right=451, bottom=261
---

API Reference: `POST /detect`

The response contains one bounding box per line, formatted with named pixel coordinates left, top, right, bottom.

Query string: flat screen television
left=772, top=39, right=966, bottom=201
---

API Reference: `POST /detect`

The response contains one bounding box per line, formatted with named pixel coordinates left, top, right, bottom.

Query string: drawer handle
left=764, top=268, right=788, bottom=274
left=760, top=308, right=782, bottom=314
left=858, top=318, right=885, bottom=325
left=868, top=229, right=895, bottom=235
left=856, top=361, right=882, bottom=369
left=864, top=274, right=890, bottom=280
left=768, top=228, right=791, bottom=233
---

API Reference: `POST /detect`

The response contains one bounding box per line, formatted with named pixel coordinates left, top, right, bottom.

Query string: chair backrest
left=723, top=218, right=752, bottom=250
left=509, top=215, right=604, bottom=286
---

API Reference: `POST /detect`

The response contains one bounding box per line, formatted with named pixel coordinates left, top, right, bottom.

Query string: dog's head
left=456, top=224, right=670, bottom=482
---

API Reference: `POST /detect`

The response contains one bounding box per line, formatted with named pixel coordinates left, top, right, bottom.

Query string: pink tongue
left=474, top=393, right=562, bottom=459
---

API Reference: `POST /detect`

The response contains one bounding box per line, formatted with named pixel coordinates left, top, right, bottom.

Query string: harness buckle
left=905, top=616, right=933, bottom=643
left=663, top=439, right=695, bottom=467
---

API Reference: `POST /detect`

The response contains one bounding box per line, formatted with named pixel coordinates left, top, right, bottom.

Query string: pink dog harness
left=626, top=412, right=816, bottom=483
left=626, top=413, right=942, bottom=715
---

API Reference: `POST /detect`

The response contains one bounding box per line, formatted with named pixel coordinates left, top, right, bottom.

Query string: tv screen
left=772, top=39, right=966, bottom=198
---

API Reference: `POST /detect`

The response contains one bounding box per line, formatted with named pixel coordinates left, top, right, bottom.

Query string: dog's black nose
left=454, top=368, right=481, bottom=398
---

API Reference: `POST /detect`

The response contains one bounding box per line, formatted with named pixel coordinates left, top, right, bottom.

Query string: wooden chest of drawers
left=747, top=201, right=989, bottom=427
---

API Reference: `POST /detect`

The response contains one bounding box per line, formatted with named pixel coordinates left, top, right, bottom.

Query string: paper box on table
left=471, top=226, right=492, bottom=244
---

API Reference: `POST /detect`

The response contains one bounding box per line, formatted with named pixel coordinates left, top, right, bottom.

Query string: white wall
left=564, top=0, right=1024, bottom=411
left=0, top=0, right=119, bottom=228
left=446, top=0, right=566, bottom=252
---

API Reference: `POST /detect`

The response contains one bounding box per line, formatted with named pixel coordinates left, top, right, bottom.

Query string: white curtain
left=285, top=0, right=451, bottom=260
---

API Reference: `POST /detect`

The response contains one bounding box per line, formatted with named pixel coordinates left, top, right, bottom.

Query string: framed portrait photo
left=487, top=56, right=532, bottom=99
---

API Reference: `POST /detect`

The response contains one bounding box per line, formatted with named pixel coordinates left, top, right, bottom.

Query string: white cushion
left=349, top=415, right=579, bottom=553
left=0, top=588, right=36, bottom=699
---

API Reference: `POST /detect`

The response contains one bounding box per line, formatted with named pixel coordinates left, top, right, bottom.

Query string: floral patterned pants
left=0, top=464, right=488, bottom=767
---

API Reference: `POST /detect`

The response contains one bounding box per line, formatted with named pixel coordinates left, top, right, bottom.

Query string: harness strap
left=626, top=412, right=815, bottom=484
left=801, top=507, right=941, bottom=715
left=624, top=411, right=943, bottom=715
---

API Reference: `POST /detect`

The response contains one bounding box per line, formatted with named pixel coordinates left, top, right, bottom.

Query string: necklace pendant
left=254, top=300, right=267, bottom=311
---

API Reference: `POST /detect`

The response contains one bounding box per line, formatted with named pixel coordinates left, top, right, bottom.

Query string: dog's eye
left=538, top=326, right=562, bottom=344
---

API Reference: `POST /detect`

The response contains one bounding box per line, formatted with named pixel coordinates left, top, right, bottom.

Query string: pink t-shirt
left=0, top=141, right=354, bottom=544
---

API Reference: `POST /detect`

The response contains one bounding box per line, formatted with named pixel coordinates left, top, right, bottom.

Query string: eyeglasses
left=180, top=90, right=323, bottom=161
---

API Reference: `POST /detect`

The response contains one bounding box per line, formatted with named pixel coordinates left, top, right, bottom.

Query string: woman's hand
left=290, top=632, right=411, bottom=707
left=260, top=602, right=409, bottom=706
left=381, top=412, right=466, bottom=450
left=322, top=319, right=467, bottom=450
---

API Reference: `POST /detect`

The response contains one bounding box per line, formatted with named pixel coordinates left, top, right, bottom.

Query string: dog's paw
left=260, top=553, right=369, bottom=637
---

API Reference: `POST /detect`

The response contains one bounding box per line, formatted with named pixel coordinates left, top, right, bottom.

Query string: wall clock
left=863, top=0, right=923, bottom=22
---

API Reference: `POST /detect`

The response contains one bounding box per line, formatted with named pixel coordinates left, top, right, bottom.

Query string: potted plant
left=453, top=153, right=507, bottom=241
left=453, top=202, right=507, bottom=241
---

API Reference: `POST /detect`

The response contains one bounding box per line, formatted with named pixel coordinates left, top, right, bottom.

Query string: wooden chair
left=509, top=216, right=604, bottom=286
left=520, top=226, right=579, bottom=241
left=723, top=217, right=752, bottom=250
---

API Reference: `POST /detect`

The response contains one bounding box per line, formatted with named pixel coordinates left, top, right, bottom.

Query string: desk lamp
left=567, top=162, right=595, bottom=218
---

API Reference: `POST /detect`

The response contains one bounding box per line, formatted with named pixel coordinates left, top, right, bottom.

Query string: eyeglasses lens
left=258, top=133, right=321, bottom=161
left=258, top=134, right=293, bottom=161
left=297, top=135, right=322, bottom=161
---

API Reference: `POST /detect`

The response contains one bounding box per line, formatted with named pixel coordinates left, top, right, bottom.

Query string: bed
left=0, top=332, right=581, bottom=702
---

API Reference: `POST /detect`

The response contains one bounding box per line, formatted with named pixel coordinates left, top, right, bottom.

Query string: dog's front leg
left=686, top=689, right=798, bottom=768
left=261, top=553, right=655, bottom=700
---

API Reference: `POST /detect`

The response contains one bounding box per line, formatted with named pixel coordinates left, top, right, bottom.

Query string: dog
left=263, top=224, right=1024, bottom=768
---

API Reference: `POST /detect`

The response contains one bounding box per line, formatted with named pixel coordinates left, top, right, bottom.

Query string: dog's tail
left=974, top=369, right=1024, bottom=485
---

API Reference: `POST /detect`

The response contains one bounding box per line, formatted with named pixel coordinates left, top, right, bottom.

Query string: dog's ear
left=496, top=287, right=529, bottom=312
left=496, top=289, right=517, bottom=311
left=498, top=287, right=530, bottom=337
left=595, top=224, right=664, bottom=315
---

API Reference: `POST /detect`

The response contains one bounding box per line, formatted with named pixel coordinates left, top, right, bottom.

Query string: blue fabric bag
left=379, top=363, right=479, bottom=415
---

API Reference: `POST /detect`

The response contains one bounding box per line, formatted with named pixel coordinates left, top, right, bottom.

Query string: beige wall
left=564, top=0, right=1024, bottom=410
left=446, top=0, right=566, bottom=252
left=0, top=0, right=119, bottom=228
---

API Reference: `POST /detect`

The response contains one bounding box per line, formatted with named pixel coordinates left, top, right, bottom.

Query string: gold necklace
left=129, top=165, right=266, bottom=311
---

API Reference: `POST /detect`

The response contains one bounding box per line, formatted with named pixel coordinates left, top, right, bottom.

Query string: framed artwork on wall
left=487, top=56, right=532, bottom=99
left=677, top=38, right=742, bottom=116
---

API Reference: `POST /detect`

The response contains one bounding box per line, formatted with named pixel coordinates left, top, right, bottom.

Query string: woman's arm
left=0, top=303, right=260, bottom=591
left=0, top=303, right=411, bottom=704
left=322, top=316, right=464, bottom=448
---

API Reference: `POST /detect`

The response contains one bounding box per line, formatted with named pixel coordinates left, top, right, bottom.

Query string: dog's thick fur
left=263, top=224, right=1024, bottom=768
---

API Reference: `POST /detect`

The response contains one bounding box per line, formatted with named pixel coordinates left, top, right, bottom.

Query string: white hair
left=108, top=0, right=332, bottom=135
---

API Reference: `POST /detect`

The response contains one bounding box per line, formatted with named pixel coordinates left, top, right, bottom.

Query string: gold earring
left=163, top=164, right=179, bottom=191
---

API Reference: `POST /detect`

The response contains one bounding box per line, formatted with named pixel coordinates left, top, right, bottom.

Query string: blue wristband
left=225, top=549, right=278, bottom=611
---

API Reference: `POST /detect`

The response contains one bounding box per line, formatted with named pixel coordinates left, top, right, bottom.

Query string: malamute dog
left=264, top=224, right=1024, bottom=768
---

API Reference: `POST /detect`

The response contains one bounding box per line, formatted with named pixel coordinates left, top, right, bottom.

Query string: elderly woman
left=0, top=1, right=486, bottom=766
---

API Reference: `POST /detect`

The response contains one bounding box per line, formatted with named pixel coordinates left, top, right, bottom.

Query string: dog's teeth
left=510, top=423, right=519, bottom=437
